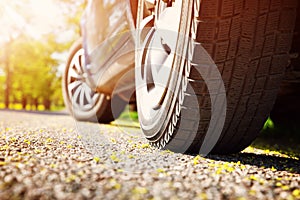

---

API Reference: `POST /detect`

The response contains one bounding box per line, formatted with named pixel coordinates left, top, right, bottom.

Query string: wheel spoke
left=67, top=48, right=94, bottom=109
left=68, top=81, right=81, bottom=93
left=82, top=103, right=93, bottom=110
left=70, top=49, right=85, bottom=73
left=71, top=84, right=82, bottom=106
left=67, top=48, right=99, bottom=111
left=70, top=57, right=81, bottom=74
left=92, top=93, right=100, bottom=104
left=68, top=67, right=82, bottom=79
left=84, top=86, right=93, bottom=105
left=79, top=84, right=86, bottom=107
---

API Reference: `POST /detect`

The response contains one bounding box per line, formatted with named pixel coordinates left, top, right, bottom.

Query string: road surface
left=0, top=110, right=299, bottom=199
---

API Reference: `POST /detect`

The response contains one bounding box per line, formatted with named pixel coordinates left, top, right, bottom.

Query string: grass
left=251, top=117, right=300, bottom=158
left=119, top=109, right=138, bottom=122
left=111, top=106, right=140, bottom=127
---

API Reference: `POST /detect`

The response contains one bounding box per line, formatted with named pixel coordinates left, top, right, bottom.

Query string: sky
left=0, top=0, right=72, bottom=44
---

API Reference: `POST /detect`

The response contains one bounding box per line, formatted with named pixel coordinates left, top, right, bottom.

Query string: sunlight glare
left=28, top=0, right=63, bottom=36
left=0, top=0, right=65, bottom=42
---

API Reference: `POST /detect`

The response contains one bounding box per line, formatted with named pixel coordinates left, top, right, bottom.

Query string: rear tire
left=62, top=39, right=126, bottom=123
left=136, top=0, right=297, bottom=154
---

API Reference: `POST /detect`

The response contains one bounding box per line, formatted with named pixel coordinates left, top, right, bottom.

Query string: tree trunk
left=32, top=98, right=38, bottom=110
left=44, top=99, right=51, bottom=110
left=21, top=96, right=27, bottom=110
left=4, top=42, right=11, bottom=109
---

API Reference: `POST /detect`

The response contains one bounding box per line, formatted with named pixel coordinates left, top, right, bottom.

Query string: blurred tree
left=2, top=40, right=12, bottom=108
left=6, top=34, right=59, bottom=110
left=0, top=0, right=87, bottom=110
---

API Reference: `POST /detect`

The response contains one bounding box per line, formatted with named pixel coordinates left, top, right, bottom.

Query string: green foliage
left=0, top=34, right=63, bottom=110
left=119, top=109, right=139, bottom=122
left=254, top=116, right=300, bottom=158
left=0, top=0, right=87, bottom=110
left=263, top=117, right=275, bottom=130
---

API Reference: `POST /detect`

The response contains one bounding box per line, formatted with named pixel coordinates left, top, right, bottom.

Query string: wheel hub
left=67, top=48, right=100, bottom=111
left=136, top=0, right=183, bottom=124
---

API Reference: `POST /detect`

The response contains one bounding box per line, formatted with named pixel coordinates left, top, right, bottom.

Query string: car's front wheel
left=135, top=0, right=297, bottom=154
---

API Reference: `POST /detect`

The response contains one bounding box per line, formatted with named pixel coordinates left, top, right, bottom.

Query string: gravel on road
left=0, top=110, right=299, bottom=200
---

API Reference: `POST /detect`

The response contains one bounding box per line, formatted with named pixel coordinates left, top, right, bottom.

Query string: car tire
left=62, top=39, right=126, bottom=123
left=135, top=0, right=297, bottom=154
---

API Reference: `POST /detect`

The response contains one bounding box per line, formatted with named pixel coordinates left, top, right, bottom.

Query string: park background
left=0, top=0, right=86, bottom=111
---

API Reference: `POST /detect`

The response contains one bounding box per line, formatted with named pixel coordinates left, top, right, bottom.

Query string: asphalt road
left=0, top=110, right=299, bottom=200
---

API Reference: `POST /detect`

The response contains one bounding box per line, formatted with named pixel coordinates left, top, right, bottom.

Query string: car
left=62, top=0, right=299, bottom=154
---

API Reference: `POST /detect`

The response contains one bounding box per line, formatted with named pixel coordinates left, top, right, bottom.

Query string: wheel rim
left=66, top=48, right=101, bottom=112
left=136, top=0, right=184, bottom=138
